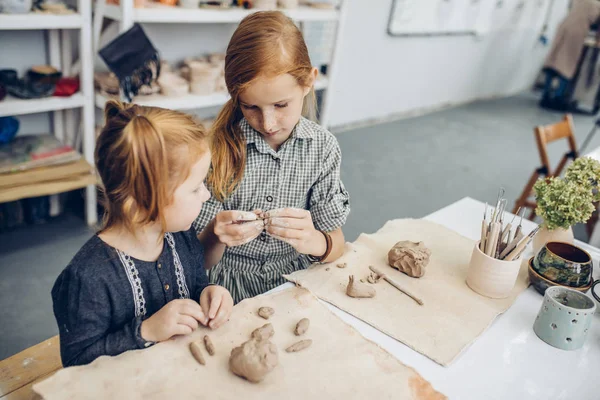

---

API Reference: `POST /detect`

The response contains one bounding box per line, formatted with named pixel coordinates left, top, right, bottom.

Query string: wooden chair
left=512, top=114, right=578, bottom=219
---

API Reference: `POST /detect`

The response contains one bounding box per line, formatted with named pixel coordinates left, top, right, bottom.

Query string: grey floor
left=1, top=92, right=598, bottom=360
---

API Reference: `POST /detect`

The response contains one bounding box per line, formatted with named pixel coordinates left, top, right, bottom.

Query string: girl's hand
left=265, top=208, right=327, bottom=257
left=214, top=210, right=265, bottom=247
left=140, top=299, right=208, bottom=343
left=200, top=285, right=234, bottom=329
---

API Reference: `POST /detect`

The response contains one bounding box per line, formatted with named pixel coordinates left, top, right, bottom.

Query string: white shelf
left=0, top=13, right=83, bottom=30
left=0, top=93, right=85, bottom=117
left=103, top=4, right=339, bottom=23
left=95, top=76, right=328, bottom=111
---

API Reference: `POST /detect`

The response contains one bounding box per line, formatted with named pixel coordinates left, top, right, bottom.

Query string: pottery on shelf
left=528, top=257, right=592, bottom=296
left=158, top=72, right=189, bottom=97
left=533, top=242, right=592, bottom=288
left=179, top=0, right=199, bottom=8
left=532, top=225, right=574, bottom=255
left=0, top=0, right=33, bottom=13
left=278, top=0, right=298, bottom=8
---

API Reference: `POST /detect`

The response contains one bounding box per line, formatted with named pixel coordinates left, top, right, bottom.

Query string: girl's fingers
left=266, top=226, right=303, bottom=239
left=266, top=217, right=309, bottom=230
left=208, top=292, right=222, bottom=320
left=175, top=324, right=194, bottom=336
left=265, top=208, right=308, bottom=219
left=209, top=297, right=233, bottom=329
left=199, top=290, right=211, bottom=325
left=178, top=314, right=199, bottom=331
left=224, top=221, right=264, bottom=237
left=180, top=302, right=208, bottom=325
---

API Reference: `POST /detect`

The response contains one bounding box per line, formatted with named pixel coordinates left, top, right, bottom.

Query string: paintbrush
left=499, top=231, right=524, bottom=259
left=513, top=208, right=525, bottom=240
left=486, top=221, right=501, bottom=257
left=504, top=226, right=540, bottom=261
left=480, top=203, right=488, bottom=251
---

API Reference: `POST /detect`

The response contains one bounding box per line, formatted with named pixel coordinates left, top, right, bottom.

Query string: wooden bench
left=0, top=336, right=62, bottom=400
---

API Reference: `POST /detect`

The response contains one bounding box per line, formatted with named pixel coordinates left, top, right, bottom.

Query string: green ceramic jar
left=533, top=242, right=592, bottom=288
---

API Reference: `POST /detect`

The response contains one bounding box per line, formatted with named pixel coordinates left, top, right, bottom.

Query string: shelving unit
left=0, top=2, right=98, bottom=226
left=93, top=0, right=346, bottom=127
left=95, top=76, right=328, bottom=111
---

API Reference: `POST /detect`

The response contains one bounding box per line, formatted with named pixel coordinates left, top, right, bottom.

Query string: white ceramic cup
left=466, top=242, right=522, bottom=299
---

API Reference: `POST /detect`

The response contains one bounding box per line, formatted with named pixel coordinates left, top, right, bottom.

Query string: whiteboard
left=387, top=0, right=497, bottom=36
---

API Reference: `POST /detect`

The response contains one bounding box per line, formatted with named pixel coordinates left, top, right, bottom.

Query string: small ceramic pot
left=527, top=258, right=592, bottom=295
left=533, top=286, right=596, bottom=350
left=466, top=242, right=522, bottom=299
left=0, top=0, right=33, bottom=13
left=533, top=242, right=592, bottom=288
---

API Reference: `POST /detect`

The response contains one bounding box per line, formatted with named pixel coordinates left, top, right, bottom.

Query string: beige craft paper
left=33, top=287, right=446, bottom=400
left=285, top=219, right=529, bottom=366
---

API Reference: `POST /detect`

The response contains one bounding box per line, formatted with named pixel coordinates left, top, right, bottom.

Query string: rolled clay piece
left=285, top=339, right=312, bottom=353
left=258, top=307, right=274, bottom=320
left=251, top=323, right=275, bottom=341
left=346, top=275, right=376, bottom=298
left=189, top=341, right=206, bottom=365
left=229, top=338, right=279, bottom=383
left=294, top=318, right=310, bottom=336
left=204, top=335, right=215, bottom=356
left=336, top=263, right=347, bottom=269
left=388, top=241, right=431, bottom=278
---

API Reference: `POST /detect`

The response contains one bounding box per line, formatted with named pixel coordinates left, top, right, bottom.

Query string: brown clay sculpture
left=204, top=335, right=215, bottom=356
left=285, top=339, right=312, bottom=353
left=388, top=241, right=431, bottom=278
left=229, top=338, right=279, bottom=383
left=336, top=263, right=347, bottom=269
left=251, top=323, right=275, bottom=341
left=294, top=318, right=310, bottom=336
left=189, top=341, right=206, bottom=365
left=258, top=307, right=274, bottom=320
left=346, top=275, right=376, bottom=298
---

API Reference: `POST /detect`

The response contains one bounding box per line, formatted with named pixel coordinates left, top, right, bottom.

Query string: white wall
left=2, top=0, right=570, bottom=134
left=327, top=0, right=570, bottom=130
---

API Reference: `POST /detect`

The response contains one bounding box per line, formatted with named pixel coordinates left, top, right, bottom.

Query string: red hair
left=208, top=11, right=316, bottom=201
left=95, top=100, right=209, bottom=235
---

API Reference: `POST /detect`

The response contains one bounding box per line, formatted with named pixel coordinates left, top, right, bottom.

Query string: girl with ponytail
left=52, top=101, right=233, bottom=367
left=195, top=11, right=350, bottom=303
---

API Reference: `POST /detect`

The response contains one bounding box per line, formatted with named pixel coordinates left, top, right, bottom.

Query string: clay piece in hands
left=258, top=307, right=274, bottom=320
left=189, top=341, right=206, bottom=365
left=251, top=323, right=275, bottom=341
left=294, top=318, right=310, bottom=336
left=229, top=337, right=279, bottom=383
left=204, top=335, right=215, bottom=356
left=388, top=241, right=431, bottom=278
left=285, top=339, right=312, bottom=353
left=346, top=275, right=376, bottom=298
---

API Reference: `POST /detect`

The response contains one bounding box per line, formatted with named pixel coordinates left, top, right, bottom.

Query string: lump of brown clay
left=258, top=307, right=274, bottom=320
left=336, top=263, right=347, bottom=269
left=189, top=341, right=206, bottom=365
left=285, top=339, right=312, bottom=353
left=388, top=241, right=431, bottom=278
left=346, top=275, right=376, bottom=298
left=229, top=338, right=278, bottom=383
left=251, top=323, right=275, bottom=341
left=294, top=318, right=310, bottom=336
left=204, top=335, right=215, bottom=356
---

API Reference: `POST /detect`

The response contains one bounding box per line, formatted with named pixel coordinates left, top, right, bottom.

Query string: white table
left=273, top=197, right=600, bottom=400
